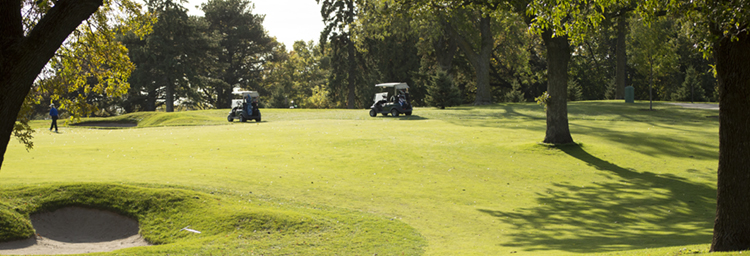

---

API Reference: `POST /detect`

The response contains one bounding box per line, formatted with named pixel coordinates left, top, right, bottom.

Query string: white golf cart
left=369, top=82, right=412, bottom=117
left=227, top=90, right=261, bottom=122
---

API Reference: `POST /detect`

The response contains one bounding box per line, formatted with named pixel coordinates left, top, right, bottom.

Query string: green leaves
left=14, top=0, right=155, bottom=150
left=535, top=91, right=551, bottom=111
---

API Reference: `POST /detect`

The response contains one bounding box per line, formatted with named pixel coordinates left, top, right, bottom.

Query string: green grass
left=2, top=101, right=739, bottom=255
left=0, top=183, right=423, bottom=255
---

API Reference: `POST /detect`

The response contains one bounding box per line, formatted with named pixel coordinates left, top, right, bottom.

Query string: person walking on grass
left=49, top=103, right=58, bottom=133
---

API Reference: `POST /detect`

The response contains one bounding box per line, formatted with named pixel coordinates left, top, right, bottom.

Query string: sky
left=184, top=0, right=325, bottom=49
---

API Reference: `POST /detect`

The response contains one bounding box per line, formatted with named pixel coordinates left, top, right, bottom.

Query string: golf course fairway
left=1, top=101, right=736, bottom=255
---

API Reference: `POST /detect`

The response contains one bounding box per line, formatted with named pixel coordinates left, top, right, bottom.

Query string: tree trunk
left=710, top=31, right=750, bottom=252
left=146, top=86, right=157, bottom=111
left=615, top=15, right=628, bottom=99
left=450, top=16, right=493, bottom=105
left=345, top=0, right=356, bottom=109
left=434, top=34, right=458, bottom=75
left=346, top=35, right=356, bottom=109
left=165, top=76, right=174, bottom=112
left=541, top=29, right=574, bottom=144
left=0, top=0, right=103, bottom=170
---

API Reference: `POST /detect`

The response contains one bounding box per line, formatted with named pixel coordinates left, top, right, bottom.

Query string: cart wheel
left=391, top=109, right=399, bottom=117
left=256, top=117, right=261, bottom=122
left=369, top=109, right=377, bottom=117
left=227, top=115, right=233, bottom=122
left=405, top=112, right=412, bottom=116
left=240, top=115, right=247, bottom=122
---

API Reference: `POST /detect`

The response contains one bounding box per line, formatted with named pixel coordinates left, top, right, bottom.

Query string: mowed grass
left=1, top=101, right=733, bottom=255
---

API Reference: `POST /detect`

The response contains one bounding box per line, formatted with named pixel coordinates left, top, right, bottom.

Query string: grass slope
left=2, top=101, right=737, bottom=255
left=0, top=183, right=424, bottom=255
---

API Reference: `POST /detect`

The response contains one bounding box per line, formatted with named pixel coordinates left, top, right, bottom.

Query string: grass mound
left=69, top=111, right=228, bottom=128
left=0, top=183, right=425, bottom=255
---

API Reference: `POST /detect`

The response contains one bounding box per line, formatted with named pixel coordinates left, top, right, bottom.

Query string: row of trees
left=20, top=0, right=718, bottom=117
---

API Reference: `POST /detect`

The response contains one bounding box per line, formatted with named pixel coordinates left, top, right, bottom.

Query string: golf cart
left=369, top=82, right=412, bottom=117
left=227, top=90, right=261, bottom=122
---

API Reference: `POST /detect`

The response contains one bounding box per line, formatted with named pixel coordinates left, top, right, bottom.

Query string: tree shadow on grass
left=570, top=123, right=718, bottom=160
left=479, top=144, right=715, bottom=253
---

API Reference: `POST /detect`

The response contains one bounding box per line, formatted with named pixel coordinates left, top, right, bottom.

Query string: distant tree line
left=22, top=0, right=717, bottom=118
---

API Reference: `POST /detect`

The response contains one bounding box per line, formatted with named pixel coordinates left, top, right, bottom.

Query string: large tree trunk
left=450, top=16, right=493, bottom=105
left=0, top=0, right=103, bottom=170
left=615, top=14, right=628, bottom=99
left=541, top=29, right=574, bottom=144
left=710, top=31, right=750, bottom=252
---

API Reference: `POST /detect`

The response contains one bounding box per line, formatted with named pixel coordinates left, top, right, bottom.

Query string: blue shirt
left=50, top=107, right=58, bottom=117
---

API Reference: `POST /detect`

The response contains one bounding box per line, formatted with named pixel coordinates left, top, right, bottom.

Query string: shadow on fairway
left=370, top=115, right=428, bottom=120
left=449, top=104, right=545, bottom=120
left=443, top=103, right=718, bottom=160
left=444, top=102, right=718, bottom=129
left=570, top=123, right=718, bottom=160
left=478, top=144, right=715, bottom=253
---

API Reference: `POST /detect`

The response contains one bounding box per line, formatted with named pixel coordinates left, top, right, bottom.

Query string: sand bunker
left=0, top=207, right=150, bottom=255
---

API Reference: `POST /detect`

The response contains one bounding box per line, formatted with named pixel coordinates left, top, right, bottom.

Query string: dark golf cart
left=369, top=82, right=412, bottom=117
left=228, top=90, right=261, bottom=122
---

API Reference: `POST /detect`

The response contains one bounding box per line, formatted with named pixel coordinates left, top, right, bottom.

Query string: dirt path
left=667, top=102, right=719, bottom=110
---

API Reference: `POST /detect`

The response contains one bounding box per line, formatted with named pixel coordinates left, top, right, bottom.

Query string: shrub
left=504, top=80, right=526, bottom=102
left=568, top=79, right=583, bottom=101
left=604, top=79, right=617, bottom=100
left=426, top=70, right=462, bottom=109
left=671, top=66, right=706, bottom=102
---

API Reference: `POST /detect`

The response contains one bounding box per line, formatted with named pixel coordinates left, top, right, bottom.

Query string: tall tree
left=546, top=0, right=750, bottom=251
left=388, top=0, right=498, bottom=105
left=444, top=9, right=494, bottom=105
left=0, top=0, right=150, bottom=169
left=525, top=0, right=598, bottom=144
left=539, top=29, right=574, bottom=144
left=614, top=11, right=629, bottom=99
left=627, top=15, right=678, bottom=110
left=122, top=0, right=210, bottom=112
left=318, top=0, right=359, bottom=109
left=202, top=0, right=274, bottom=108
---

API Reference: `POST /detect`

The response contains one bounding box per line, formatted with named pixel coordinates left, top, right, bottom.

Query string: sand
left=0, top=207, right=150, bottom=255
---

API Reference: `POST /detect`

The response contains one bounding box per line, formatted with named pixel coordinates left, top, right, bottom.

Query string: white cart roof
left=375, top=82, right=409, bottom=89
left=232, top=90, right=259, bottom=97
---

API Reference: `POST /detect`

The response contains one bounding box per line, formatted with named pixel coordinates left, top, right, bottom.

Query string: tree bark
left=146, top=86, right=157, bottom=111
left=449, top=15, right=493, bottom=105
left=541, top=29, right=574, bottom=144
left=345, top=0, right=356, bottom=109
left=165, top=76, right=174, bottom=112
left=1, top=0, right=103, bottom=170
left=710, top=31, right=750, bottom=252
left=615, top=14, right=628, bottom=99
left=346, top=33, right=356, bottom=109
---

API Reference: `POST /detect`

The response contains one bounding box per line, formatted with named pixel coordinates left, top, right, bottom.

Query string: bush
left=269, top=87, right=288, bottom=108
left=604, top=79, right=617, bottom=100
left=671, top=66, right=706, bottom=102
left=426, top=70, right=462, bottom=109
left=568, top=79, right=583, bottom=101
left=504, top=80, right=526, bottom=102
